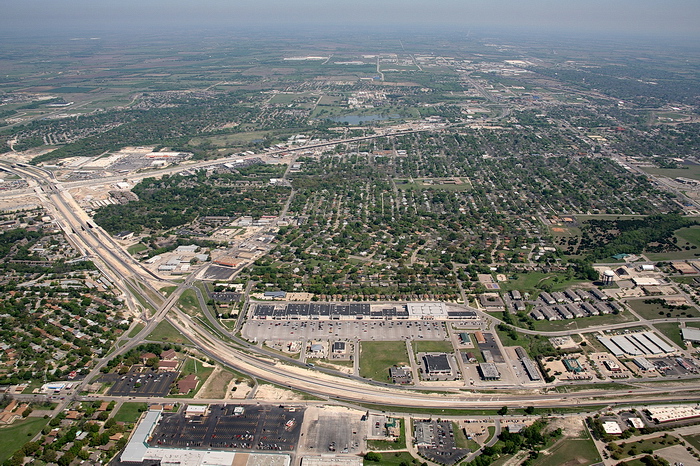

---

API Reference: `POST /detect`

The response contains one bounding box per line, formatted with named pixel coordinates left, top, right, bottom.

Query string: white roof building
left=682, top=327, right=700, bottom=343
left=185, top=405, right=208, bottom=416
left=628, top=418, right=644, bottom=429
left=602, top=421, right=622, bottom=435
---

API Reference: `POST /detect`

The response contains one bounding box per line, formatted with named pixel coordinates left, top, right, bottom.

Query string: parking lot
left=476, top=332, right=504, bottom=363
left=649, top=357, right=698, bottom=377
left=150, top=405, right=304, bottom=452
left=415, top=420, right=470, bottom=465
left=302, top=407, right=364, bottom=455
left=243, top=320, right=447, bottom=342
left=104, top=369, right=178, bottom=397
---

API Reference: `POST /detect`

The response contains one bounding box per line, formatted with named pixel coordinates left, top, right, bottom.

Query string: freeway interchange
left=3, top=159, right=700, bottom=413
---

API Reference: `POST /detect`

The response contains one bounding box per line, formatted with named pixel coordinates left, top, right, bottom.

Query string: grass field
left=113, top=402, right=148, bottom=423
left=179, top=357, right=214, bottom=380
left=128, top=243, right=148, bottom=255
left=643, top=165, right=700, bottom=181
left=452, top=421, right=479, bottom=451
left=125, top=282, right=156, bottom=313
left=620, top=459, right=655, bottom=466
left=362, top=451, right=417, bottom=465
left=535, top=434, right=602, bottom=466
left=128, top=322, right=145, bottom=338
left=555, top=382, right=632, bottom=393
left=612, top=434, right=679, bottom=459
left=644, top=226, right=700, bottom=260
left=190, top=129, right=278, bottom=147
left=198, top=368, right=235, bottom=398
left=413, top=340, right=454, bottom=354
left=676, top=225, right=700, bottom=246
left=0, top=417, right=49, bottom=463
left=645, top=250, right=700, bottom=261
left=178, top=289, right=201, bottom=315
left=359, top=341, right=410, bottom=382
left=627, top=299, right=700, bottom=320
left=160, top=285, right=178, bottom=297
left=147, top=319, right=189, bottom=344
left=653, top=322, right=685, bottom=348
left=683, top=433, right=700, bottom=453
left=485, top=425, right=496, bottom=444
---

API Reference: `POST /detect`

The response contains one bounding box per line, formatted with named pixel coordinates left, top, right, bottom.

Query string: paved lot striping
left=104, top=369, right=178, bottom=397
left=243, top=320, right=448, bottom=342
left=150, top=405, right=305, bottom=452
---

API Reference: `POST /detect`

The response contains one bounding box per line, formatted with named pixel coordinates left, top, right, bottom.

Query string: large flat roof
left=120, top=410, right=161, bottom=463
left=423, top=354, right=451, bottom=373
left=120, top=409, right=291, bottom=466
left=682, top=327, right=700, bottom=343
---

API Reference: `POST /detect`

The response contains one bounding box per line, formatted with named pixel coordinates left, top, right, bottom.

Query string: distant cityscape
left=1, top=25, right=700, bottom=466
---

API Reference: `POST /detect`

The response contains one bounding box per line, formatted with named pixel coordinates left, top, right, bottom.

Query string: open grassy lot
left=198, top=367, right=235, bottom=398
left=676, top=225, right=700, bottom=247
left=452, top=421, right=480, bottom=451
left=653, top=322, right=686, bottom=348
left=128, top=243, right=148, bottom=255
left=359, top=341, right=410, bottom=382
left=611, top=434, right=680, bottom=459
left=178, top=289, right=201, bottom=315
left=645, top=250, right=700, bottom=261
left=535, top=434, right=602, bottom=466
left=179, top=357, right=214, bottom=380
left=128, top=322, right=145, bottom=338
left=683, top=433, right=700, bottom=452
left=413, top=340, right=454, bottom=354
left=160, top=285, right=178, bottom=297
left=190, top=129, right=296, bottom=148
left=644, top=225, right=700, bottom=260
left=643, top=165, right=700, bottom=181
left=307, top=357, right=354, bottom=369
left=0, top=417, right=49, bottom=463
left=362, top=451, right=417, bottom=465
left=113, top=402, right=148, bottom=424
left=627, top=299, right=700, bottom=320
left=147, top=319, right=189, bottom=344
left=125, top=282, right=156, bottom=313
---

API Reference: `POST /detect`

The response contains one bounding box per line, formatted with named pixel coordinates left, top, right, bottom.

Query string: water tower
left=602, top=270, right=614, bottom=285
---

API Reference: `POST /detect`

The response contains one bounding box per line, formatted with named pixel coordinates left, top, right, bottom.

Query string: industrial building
left=521, top=357, right=541, bottom=381
left=478, top=363, right=501, bottom=380
left=597, top=331, right=675, bottom=357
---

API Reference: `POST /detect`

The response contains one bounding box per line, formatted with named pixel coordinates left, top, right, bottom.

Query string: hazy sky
left=2, top=0, right=699, bottom=39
